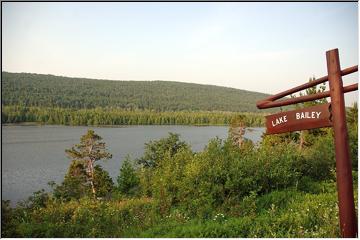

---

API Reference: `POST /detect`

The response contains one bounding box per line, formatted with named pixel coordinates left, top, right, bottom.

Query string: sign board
left=265, top=103, right=332, bottom=134
left=257, top=49, right=358, bottom=237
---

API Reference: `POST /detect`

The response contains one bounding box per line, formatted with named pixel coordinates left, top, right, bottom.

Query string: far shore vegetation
left=2, top=105, right=265, bottom=127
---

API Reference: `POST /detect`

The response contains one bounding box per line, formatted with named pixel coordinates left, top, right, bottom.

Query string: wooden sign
left=265, top=103, right=332, bottom=134
left=257, top=49, right=358, bottom=237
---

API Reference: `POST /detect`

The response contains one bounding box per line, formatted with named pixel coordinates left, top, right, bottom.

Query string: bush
left=3, top=197, right=157, bottom=237
left=147, top=135, right=306, bottom=218
left=137, top=133, right=189, bottom=168
left=138, top=185, right=344, bottom=238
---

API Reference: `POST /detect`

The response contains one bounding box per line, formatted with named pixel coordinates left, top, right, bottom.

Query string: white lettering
left=272, top=115, right=287, bottom=127
left=296, top=111, right=322, bottom=120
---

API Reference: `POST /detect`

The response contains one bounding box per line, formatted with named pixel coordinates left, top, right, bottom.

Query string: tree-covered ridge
left=2, top=72, right=276, bottom=112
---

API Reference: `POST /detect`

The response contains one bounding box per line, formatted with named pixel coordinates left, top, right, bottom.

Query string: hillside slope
left=2, top=72, right=274, bottom=112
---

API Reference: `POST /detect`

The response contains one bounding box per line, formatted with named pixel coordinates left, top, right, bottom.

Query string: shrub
left=137, top=133, right=189, bottom=168
left=138, top=185, right=345, bottom=238
left=117, top=157, right=140, bottom=196
left=4, top=197, right=157, bottom=237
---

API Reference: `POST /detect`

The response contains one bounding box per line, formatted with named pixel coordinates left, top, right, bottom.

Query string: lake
left=2, top=125, right=265, bottom=205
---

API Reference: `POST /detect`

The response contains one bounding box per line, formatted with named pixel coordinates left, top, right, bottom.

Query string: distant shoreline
left=2, top=122, right=231, bottom=128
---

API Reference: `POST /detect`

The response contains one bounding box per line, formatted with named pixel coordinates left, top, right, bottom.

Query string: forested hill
left=2, top=72, right=273, bottom=112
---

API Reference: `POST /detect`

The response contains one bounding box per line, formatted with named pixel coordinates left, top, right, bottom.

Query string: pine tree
left=65, top=130, right=112, bottom=198
left=117, top=157, right=140, bottom=196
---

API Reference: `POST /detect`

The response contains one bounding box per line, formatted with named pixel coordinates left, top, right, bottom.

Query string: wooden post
left=326, top=48, right=357, bottom=238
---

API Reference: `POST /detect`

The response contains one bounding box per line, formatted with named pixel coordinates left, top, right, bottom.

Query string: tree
left=93, top=165, right=114, bottom=198
left=117, top=157, right=140, bottom=196
left=53, top=161, right=114, bottom=201
left=228, top=115, right=247, bottom=148
left=137, top=133, right=188, bottom=168
left=52, top=160, right=90, bottom=201
left=65, top=130, right=112, bottom=198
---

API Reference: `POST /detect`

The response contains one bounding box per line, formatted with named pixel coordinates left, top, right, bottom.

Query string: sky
left=2, top=2, right=358, bottom=105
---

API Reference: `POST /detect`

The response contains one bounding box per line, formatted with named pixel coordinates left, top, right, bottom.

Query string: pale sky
left=2, top=2, right=358, bottom=105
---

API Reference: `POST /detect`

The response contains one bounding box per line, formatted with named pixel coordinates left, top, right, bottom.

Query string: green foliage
left=138, top=184, right=344, bottom=238
left=93, top=165, right=114, bottom=198
left=52, top=130, right=114, bottom=201
left=137, top=133, right=189, bottom=168
left=1, top=105, right=265, bottom=126
left=347, top=102, right=358, bottom=127
left=53, top=162, right=114, bottom=201
left=18, top=189, right=50, bottom=210
left=296, top=130, right=336, bottom=181
left=2, top=72, right=277, bottom=112
left=347, top=103, right=358, bottom=170
left=53, top=160, right=90, bottom=201
left=65, top=130, right=112, bottom=163
left=117, top=157, right=140, bottom=196
left=2, top=200, right=18, bottom=237
left=146, top=135, right=304, bottom=218
left=2, top=197, right=157, bottom=237
left=65, top=129, right=112, bottom=198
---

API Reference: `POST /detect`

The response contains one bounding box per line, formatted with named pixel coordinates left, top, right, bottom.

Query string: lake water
left=2, top=125, right=265, bottom=205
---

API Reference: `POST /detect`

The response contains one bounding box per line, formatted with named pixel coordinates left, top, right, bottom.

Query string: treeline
left=2, top=72, right=278, bottom=112
left=1, top=105, right=265, bottom=127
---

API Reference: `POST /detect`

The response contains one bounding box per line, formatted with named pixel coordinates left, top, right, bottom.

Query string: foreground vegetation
left=1, top=105, right=265, bottom=126
left=2, top=103, right=358, bottom=237
left=2, top=72, right=277, bottom=112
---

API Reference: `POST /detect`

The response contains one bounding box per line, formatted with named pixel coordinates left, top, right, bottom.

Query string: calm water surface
left=2, top=125, right=264, bottom=205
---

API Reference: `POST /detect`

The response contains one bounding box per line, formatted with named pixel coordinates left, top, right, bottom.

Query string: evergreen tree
left=93, top=165, right=114, bottom=198
left=65, top=130, right=112, bottom=198
left=117, top=157, right=140, bottom=196
left=53, top=160, right=90, bottom=201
